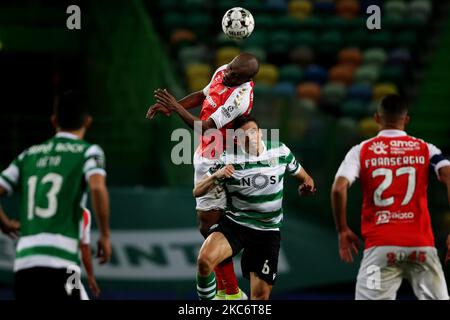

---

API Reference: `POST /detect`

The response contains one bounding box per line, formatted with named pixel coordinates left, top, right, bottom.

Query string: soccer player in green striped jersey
left=0, top=91, right=111, bottom=300
left=193, top=116, right=316, bottom=300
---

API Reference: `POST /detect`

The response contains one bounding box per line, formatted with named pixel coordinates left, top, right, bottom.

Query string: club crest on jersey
left=369, top=141, right=388, bottom=155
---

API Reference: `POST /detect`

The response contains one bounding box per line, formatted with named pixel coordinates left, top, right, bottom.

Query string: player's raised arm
left=193, top=165, right=234, bottom=197
left=154, top=89, right=216, bottom=131
left=88, top=174, right=111, bottom=264
left=146, top=90, right=205, bottom=120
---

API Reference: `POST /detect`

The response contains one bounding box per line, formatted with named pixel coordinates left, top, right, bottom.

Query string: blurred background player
left=0, top=90, right=111, bottom=300
left=79, top=208, right=100, bottom=300
left=147, top=53, right=259, bottom=300
left=193, top=116, right=316, bottom=300
left=331, top=94, right=450, bottom=300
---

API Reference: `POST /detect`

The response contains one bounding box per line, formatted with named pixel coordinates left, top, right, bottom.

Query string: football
left=221, top=7, right=255, bottom=40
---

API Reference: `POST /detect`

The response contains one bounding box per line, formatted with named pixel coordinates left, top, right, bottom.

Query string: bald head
left=222, top=52, right=260, bottom=87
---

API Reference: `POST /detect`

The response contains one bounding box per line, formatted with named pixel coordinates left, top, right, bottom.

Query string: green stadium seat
left=292, top=31, right=317, bottom=48
left=379, top=66, right=404, bottom=84
left=344, top=30, right=368, bottom=48
left=275, top=16, right=301, bottom=31
left=384, top=0, right=407, bottom=19
left=325, top=17, right=350, bottom=30
left=178, top=45, right=208, bottom=66
left=410, top=0, right=432, bottom=21
left=158, top=0, right=179, bottom=11
left=254, top=14, right=275, bottom=30
left=242, top=31, right=266, bottom=49
left=317, top=31, right=343, bottom=55
left=354, top=65, right=380, bottom=84
left=163, top=12, right=185, bottom=32
left=396, top=31, right=417, bottom=48
left=297, top=16, right=323, bottom=31
left=279, top=64, right=303, bottom=84
left=253, top=83, right=273, bottom=97
left=186, top=14, right=212, bottom=34
left=269, top=31, right=292, bottom=51
left=215, top=33, right=238, bottom=47
left=369, top=31, right=393, bottom=48
left=321, top=83, right=346, bottom=106
left=363, top=48, right=387, bottom=66
left=342, top=99, right=369, bottom=118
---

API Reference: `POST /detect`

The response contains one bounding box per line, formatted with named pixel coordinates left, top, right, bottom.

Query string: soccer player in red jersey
left=331, top=94, right=450, bottom=300
left=147, top=53, right=259, bottom=300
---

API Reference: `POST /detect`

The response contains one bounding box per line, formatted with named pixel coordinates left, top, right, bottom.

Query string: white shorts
left=193, top=152, right=226, bottom=211
left=356, top=246, right=449, bottom=300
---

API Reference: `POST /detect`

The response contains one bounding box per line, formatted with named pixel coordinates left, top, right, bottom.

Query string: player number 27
left=27, top=173, right=63, bottom=220
left=372, top=167, right=416, bottom=207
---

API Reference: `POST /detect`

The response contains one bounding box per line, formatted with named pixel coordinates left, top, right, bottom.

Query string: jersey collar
left=377, top=130, right=407, bottom=137
left=55, top=132, right=80, bottom=140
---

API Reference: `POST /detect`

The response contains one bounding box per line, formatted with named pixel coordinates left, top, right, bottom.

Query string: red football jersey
left=336, top=130, right=450, bottom=248
left=197, top=65, right=254, bottom=158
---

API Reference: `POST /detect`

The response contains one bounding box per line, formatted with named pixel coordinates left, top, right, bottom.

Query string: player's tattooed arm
left=295, top=167, right=316, bottom=196
left=0, top=187, right=20, bottom=239
left=331, top=177, right=360, bottom=263
left=193, top=165, right=235, bottom=197
left=146, top=90, right=205, bottom=120
left=154, top=89, right=216, bottom=131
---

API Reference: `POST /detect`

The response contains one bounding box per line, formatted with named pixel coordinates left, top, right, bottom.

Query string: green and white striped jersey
left=208, top=141, right=301, bottom=231
left=0, top=132, right=106, bottom=272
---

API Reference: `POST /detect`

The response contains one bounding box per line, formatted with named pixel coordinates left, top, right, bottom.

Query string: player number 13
left=27, top=173, right=63, bottom=220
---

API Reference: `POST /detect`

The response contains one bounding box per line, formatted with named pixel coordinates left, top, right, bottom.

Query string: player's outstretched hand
left=298, top=176, right=316, bottom=197
left=298, top=183, right=317, bottom=196
left=97, top=235, right=112, bottom=264
left=445, top=234, right=450, bottom=266
left=215, top=165, right=235, bottom=180
left=0, top=218, right=20, bottom=240
left=154, top=89, right=181, bottom=111
left=146, top=102, right=172, bottom=119
left=338, top=227, right=360, bottom=263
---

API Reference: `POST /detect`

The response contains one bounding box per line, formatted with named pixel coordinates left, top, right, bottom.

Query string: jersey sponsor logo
left=369, top=141, right=388, bottom=155
left=241, top=174, right=277, bottom=189
left=389, top=140, right=421, bottom=155
left=375, top=210, right=415, bottom=225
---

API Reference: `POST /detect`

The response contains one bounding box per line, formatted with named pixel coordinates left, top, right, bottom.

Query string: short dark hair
left=378, top=94, right=409, bottom=121
left=53, top=90, right=89, bottom=130
left=233, top=115, right=260, bottom=130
